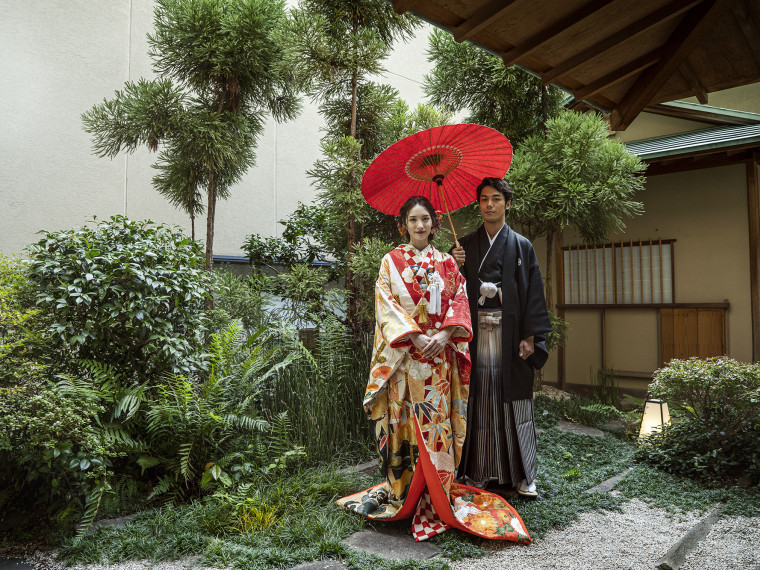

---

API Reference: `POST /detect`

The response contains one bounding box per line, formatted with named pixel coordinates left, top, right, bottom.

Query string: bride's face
left=404, top=204, right=434, bottom=249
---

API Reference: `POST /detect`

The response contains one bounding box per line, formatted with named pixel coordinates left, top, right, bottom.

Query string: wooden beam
left=679, top=58, right=708, bottom=104
left=391, top=0, right=417, bottom=15
left=645, top=149, right=755, bottom=176
left=733, top=0, right=760, bottom=70
left=747, top=156, right=760, bottom=362
left=556, top=229, right=566, bottom=389
left=541, top=0, right=702, bottom=85
left=453, top=0, right=518, bottom=43
left=501, top=0, right=615, bottom=67
left=572, top=49, right=661, bottom=102
left=610, top=0, right=734, bottom=131
left=643, top=103, right=758, bottom=126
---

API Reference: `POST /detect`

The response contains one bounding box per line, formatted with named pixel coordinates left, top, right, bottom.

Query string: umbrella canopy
left=361, top=123, right=512, bottom=216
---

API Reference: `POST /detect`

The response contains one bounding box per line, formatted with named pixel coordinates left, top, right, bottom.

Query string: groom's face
left=478, top=186, right=511, bottom=224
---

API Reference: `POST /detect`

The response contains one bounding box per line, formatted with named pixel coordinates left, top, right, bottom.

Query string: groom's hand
left=451, top=246, right=465, bottom=267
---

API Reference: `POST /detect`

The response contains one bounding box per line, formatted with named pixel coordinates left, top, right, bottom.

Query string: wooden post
left=556, top=230, right=566, bottom=389
left=747, top=158, right=760, bottom=362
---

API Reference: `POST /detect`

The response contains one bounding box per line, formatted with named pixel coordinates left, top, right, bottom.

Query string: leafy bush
left=0, top=255, right=51, bottom=383
left=26, top=216, right=208, bottom=381
left=347, top=237, right=394, bottom=326
left=638, top=357, right=760, bottom=483
left=206, top=270, right=269, bottom=334
left=0, top=376, right=117, bottom=538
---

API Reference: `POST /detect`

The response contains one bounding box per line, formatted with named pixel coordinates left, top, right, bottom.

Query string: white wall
left=0, top=0, right=435, bottom=256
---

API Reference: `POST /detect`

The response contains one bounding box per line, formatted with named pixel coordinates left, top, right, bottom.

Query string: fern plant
left=138, top=321, right=303, bottom=503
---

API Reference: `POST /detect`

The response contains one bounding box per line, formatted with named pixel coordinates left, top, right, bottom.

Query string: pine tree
left=285, top=0, right=419, bottom=341
left=507, top=110, right=646, bottom=311
left=423, top=28, right=565, bottom=146
left=82, top=0, right=302, bottom=276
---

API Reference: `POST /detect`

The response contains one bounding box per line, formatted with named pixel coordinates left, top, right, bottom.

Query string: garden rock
left=656, top=504, right=723, bottom=570
left=289, top=562, right=348, bottom=570
left=343, top=527, right=440, bottom=560
left=556, top=419, right=604, bottom=437
left=0, top=559, right=35, bottom=570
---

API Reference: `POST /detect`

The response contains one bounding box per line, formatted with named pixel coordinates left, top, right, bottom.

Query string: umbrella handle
left=435, top=178, right=459, bottom=248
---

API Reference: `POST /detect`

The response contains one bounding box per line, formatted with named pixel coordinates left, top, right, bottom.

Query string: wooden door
left=659, top=308, right=726, bottom=366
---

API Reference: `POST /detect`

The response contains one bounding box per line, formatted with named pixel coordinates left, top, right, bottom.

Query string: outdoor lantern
left=638, top=398, right=671, bottom=438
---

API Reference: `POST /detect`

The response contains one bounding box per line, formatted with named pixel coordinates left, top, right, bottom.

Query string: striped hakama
left=465, top=309, right=538, bottom=487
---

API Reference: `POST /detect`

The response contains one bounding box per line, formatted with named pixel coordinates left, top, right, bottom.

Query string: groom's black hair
left=476, top=177, right=513, bottom=202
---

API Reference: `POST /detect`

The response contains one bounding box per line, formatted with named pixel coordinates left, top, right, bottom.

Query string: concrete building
left=0, top=0, right=434, bottom=256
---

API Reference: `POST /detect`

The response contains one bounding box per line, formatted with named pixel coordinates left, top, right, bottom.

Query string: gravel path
left=451, top=498, right=758, bottom=570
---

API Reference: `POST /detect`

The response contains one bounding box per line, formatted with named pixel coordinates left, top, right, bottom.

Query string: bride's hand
left=420, top=329, right=453, bottom=359
left=409, top=332, right=430, bottom=353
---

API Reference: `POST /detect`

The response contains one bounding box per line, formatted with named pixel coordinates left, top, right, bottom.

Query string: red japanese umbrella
left=361, top=123, right=512, bottom=246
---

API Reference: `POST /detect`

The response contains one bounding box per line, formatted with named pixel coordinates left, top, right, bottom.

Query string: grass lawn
left=55, top=398, right=760, bottom=570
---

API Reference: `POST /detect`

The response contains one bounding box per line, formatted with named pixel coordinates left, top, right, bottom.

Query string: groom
left=451, top=177, right=552, bottom=496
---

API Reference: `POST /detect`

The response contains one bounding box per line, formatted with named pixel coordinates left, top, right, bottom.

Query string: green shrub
left=0, top=255, right=51, bottom=384
left=206, top=270, right=270, bottom=334
left=26, top=216, right=208, bottom=381
left=0, top=377, right=115, bottom=538
left=638, top=357, right=760, bottom=483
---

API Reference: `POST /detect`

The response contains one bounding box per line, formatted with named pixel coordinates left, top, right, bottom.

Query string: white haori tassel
left=478, top=281, right=499, bottom=305
left=426, top=273, right=443, bottom=314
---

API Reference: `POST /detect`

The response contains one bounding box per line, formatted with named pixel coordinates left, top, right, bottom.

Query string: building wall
left=684, top=83, right=760, bottom=114
left=561, top=163, right=753, bottom=388
left=0, top=0, right=434, bottom=256
left=615, top=113, right=712, bottom=143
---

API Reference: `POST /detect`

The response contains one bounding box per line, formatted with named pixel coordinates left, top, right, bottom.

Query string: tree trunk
left=205, top=168, right=217, bottom=309
left=541, top=85, right=548, bottom=138
left=191, top=214, right=195, bottom=241
left=345, top=24, right=361, bottom=342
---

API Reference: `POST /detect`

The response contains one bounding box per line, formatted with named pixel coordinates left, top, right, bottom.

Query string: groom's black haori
left=456, top=179, right=552, bottom=489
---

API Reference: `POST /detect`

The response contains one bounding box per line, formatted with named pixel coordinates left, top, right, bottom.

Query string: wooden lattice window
left=563, top=239, right=675, bottom=305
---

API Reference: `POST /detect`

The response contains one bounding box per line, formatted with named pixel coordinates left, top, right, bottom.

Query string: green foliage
left=59, top=466, right=373, bottom=568
left=139, top=321, right=304, bottom=503
left=638, top=357, right=760, bottom=484
left=206, top=270, right=270, bottom=334
left=0, top=255, right=51, bottom=383
left=507, top=429, right=633, bottom=538
left=616, top=464, right=760, bottom=517
left=545, top=309, right=568, bottom=351
left=82, top=0, right=302, bottom=268
left=0, top=376, right=116, bottom=540
left=649, top=357, right=760, bottom=423
left=533, top=393, right=566, bottom=430
left=286, top=0, right=419, bottom=107
left=508, top=110, right=646, bottom=245
left=535, top=392, right=625, bottom=429
left=26, top=216, right=207, bottom=381
left=591, top=368, right=620, bottom=408
left=282, top=1, right=421, bottom=340
left=566, top=403, right=624, bottom=427
left=424, top=28, right=565, bottom=146
left=348, top=237, right=395, bottom=325
left=264, top=316, right=373, bottom=462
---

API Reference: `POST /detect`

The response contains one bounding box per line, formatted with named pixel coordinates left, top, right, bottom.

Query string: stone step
left=343, top=527, right=441, bottom=560
left=656, top=503, right=724, bottom=570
